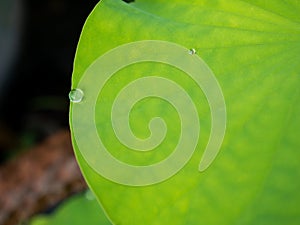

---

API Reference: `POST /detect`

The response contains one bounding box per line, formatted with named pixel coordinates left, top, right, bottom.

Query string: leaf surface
left=70, top=0, right=300, bottom=224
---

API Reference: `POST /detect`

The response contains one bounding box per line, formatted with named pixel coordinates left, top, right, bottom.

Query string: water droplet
left=69, top=88, right=84, bottom=103
left=85, top=189, right=95, bottom=201
left=188, top=48, right=197, bottom=55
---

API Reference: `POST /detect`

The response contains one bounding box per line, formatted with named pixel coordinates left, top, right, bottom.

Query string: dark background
left=0, top=0, right=102, bottom=161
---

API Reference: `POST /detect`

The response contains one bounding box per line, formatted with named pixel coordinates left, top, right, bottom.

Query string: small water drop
left=69, top=88, right=84, bottom=103
left=85, top=189, right=95, bottom=201
left=188, top=48, right=197, bottom=55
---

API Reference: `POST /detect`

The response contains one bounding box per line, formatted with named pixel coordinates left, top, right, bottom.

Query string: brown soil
left=0, top=130, right=87, bottom=225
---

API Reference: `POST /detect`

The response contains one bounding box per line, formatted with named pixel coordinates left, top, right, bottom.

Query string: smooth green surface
left=29, top=191, right=111, bottom=225
left=71, top=40, right=226, bottom=186
left=70, top=0, right=300, bottom=224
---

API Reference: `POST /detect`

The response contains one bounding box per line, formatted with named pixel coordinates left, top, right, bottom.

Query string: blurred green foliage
left=29, top=190, right=111, bottom=225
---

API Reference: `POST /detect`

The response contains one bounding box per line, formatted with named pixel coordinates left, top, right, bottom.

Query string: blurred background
left=0, top=0, right=107, bottom=224
left=0, top=0, right=100, bottom=161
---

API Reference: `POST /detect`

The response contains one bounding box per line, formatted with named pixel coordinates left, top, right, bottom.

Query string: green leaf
left=70, top=0, right=300, bottom=224
left=29, top=191, right=111, bottom=225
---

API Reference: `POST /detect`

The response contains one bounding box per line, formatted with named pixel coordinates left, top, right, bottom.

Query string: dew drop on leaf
left=69, top=88, right=84, bottom=103
left=188, top=48, right=197, bottom=55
